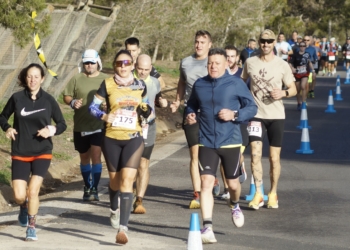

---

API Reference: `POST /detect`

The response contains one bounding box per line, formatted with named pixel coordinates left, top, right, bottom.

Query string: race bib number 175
left=112, top=109, right=137, bottom=129
left=248, top=121, right=262, bottom=137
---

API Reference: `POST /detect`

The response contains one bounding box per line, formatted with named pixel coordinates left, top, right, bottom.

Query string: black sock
left=230, top=200, right=239, bottom=208
left=119, top=192, right=133, bottom=227
left=203, top=218, right=212, bottom=228
left=109, top=187, right=119, bottom=211
left=224, top=188, right=228, bottom=193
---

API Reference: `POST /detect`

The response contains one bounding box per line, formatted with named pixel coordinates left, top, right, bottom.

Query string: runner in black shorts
left=170, top=30, right=212, bottom=209
left=242, top=29, right=296, bottom=210
left=0, top=63, right=67, bottom=241
left=186, top=48, right=257, bottom=243
left=342, top=37, right=350, bottom=70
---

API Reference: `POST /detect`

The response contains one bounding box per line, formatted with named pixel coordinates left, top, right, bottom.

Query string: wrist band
left=70, top=99, right=76, bottom=109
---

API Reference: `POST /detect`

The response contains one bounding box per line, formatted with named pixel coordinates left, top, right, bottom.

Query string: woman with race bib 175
left=88, top=50, right=151, bottom=246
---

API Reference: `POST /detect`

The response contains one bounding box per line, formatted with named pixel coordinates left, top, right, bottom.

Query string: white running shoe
left=201, top=227, right=217, bottom=244
left=232, top=205, right=244, bottom=228
left=221, top=191, right=230, bottom=200
left=110, top=208, right=120, bottom=229
left=239, top=162, right=247, bottom=184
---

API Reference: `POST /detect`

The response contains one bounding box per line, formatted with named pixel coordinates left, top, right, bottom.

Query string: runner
left=125, top=37, right=166, bottom=91
left=186, top=48, right=257, bottom=243
left=303, top=36, right=318, bottom=98
left=88, top=50, right=152, bottom=245
left=220, top=45, right=248, bottom=200
left=241, top=29, right=297, bottom=210
left=327, top=38, right=338, bottom=76
left=292, top=35, right=303, bottom=54
left=289, top=41, right=315, bottom=110
left=319, top=36, right=329, bottom=76
left=341, top=37, right=350, bottom=70
left=309, top=38, right=322, bottom=98
left=288, top=30, right=298, bottom=47
left=0, top=63, right=67, bottom=241
left=133, top=54, right=168, bottom=214
left=275, top=32, right=293, bottom=61
left=63, top=49, right=107, bottom=201
left=170, top=30, right=213, bottom=209
left=239, top=39, right=260, bottom=66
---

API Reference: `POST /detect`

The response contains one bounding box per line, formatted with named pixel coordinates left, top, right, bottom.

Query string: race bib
left=112, top=109, right=137, bottom=129
left=329, top=55, right=335, bottom=61
left=142, top=124, right=149, bottom=139
left=297, top=65, right=307, bottom=74
left=248, top=121, right=262, bottom=137
left=346, top=51, right=350, bottom=59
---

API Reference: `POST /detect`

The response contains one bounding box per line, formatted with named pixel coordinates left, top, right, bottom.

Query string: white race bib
left=142, top=124, right=149, bottom=139
left=346, top=52, right=350, bottom=59
left=329, top=55, right=335, bottom=61
left=248, top=121, right=262, bottom=137
left=297, top=65, right=307, bottom=74
left=112, top=109, right=137, bottom=129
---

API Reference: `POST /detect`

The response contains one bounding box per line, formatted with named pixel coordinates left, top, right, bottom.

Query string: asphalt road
left=0, top=67, right=350, bottom=250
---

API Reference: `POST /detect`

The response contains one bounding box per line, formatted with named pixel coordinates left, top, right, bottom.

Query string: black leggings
left=102, top=136, right=144, bottom=172
left=12, top=159, right=51, bottom=181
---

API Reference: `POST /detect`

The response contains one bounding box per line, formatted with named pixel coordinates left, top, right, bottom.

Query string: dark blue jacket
left=186, top=72, right=257, bottom=148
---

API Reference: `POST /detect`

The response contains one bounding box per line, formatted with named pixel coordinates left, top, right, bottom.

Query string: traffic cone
left=344, top=68, right=350, bottom=84
left=334, top=75, right=341, bottom=92
left=325, top=90, right=336, bottom=113
left=244, top=175, right=268, bottom=201
left=296, top=128, right=314, bottom=154
left=297, top=102, right=311, bottom=129
left=187, top=213, right=203, bottom=250
left=334, top=82, right=343, bottom=101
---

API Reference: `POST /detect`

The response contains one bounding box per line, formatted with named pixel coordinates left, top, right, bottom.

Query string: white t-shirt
left=275, top=41, right=292, bottom=60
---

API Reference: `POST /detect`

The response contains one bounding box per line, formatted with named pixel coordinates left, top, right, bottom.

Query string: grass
left=153, top=65, right=180, bottom=78
left=0, top=165, right=11, bottom=186
left=52, top=152, right=73, bottom=161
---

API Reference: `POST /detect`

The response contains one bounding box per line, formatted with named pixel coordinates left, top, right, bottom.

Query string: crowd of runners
left=0, top=28, right=347, bottom=245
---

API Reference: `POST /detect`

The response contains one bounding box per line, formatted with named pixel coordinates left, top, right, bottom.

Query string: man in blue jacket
left=186, top=48, right=257, bottom=244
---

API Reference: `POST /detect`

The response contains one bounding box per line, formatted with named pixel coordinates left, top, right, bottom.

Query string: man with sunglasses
left=132, top=54, right=168, bottom=214
left=302, top=36, right=318, bottom=98
left=241, top=29, right=297, bottom=210
left=63, top=49, right=108, bottom=201
left=170, top=30, right=213, bottom=209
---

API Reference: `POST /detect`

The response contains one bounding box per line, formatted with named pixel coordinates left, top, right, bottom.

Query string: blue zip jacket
left=186, top=72, right=257, bottom=148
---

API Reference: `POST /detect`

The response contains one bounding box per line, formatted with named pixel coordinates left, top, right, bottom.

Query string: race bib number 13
left=248, top=121, right=262, bottom=137
left=112, top=109, right=137, bottom=129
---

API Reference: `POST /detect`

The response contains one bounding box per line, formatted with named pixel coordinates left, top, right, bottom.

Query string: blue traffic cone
left=334, top=75, right=341, bottom=92
left=344, top=68, right=350, bottom=84
left=187, top=213, right=203, bottom=250
left=325, top=90, right=336, bottom=113
left=244, top=175, right=268, bottom=201
left=297, top=102, right=311, bottom=129
left=296, top=128, right=314, bottom=154
left=334, top=83, right=343, bottom=101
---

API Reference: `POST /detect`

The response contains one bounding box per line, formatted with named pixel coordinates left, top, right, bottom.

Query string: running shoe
left=90, top=187, right=99, bottom=201
left=83, top=186, right=91, bottom=201
left=310, top=91, right=315, bottom=99
left=110, top=208, right=120, bottom=229
left=133, top=197, right=146, bottom=214
left=221, top=191, right=230, bottom=200
left=212, top=178, right=220, bottom=196
left=248, top=192, right=264, bottom=210
left=18, top=205, right=28, bottom=227
left=116, top=225, right=128, bottom=245
left=239, top=162, right=247, bottom=184
left=231, top=205, right=244, bottom=228
left=267, top=192, right=279, bottom=209
left=201, top=227, right=217, bottom=244
left=328, top=72, right=331, bottom=77
left=25, top=227, right=38, bottom=241
left=189, top=191, right=200, bottom=209
left=297, top=103, right=302, bottom=111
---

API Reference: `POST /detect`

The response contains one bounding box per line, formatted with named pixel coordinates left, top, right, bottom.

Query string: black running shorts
left=74, top=131, right=103, bottom=154
left=248, top=118, right=285, bottom=147
left=12, top=159, right=51, bottom=181
left=182, top=110, right=199, bottom=148
left=102, top=135, right=144, bottom=172
left=198, top=146, right=241, bottom=179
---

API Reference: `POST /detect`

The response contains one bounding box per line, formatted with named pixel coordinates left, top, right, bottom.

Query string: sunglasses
left=259, top=39, right=275, bottom=44
left=83, top=62, right=96, bottom=65
left=115, top=60, right=133, bottom=67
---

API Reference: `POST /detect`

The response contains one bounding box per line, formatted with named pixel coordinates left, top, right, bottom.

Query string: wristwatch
left=232, top=111, right=239, bottom=121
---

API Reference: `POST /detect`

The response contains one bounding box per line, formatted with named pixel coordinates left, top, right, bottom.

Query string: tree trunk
left=152, top=40, right=159, bottom=63
left=167, top=49, right=174, bottom=61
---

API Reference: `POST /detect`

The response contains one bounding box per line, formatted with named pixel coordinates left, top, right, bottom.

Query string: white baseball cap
left=82, top=49, right=102, bottom=70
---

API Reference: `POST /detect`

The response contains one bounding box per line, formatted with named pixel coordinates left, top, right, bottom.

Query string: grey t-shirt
left=179, top=54, right=208, bottom=104
left=144, top=75, right=160, bottom=121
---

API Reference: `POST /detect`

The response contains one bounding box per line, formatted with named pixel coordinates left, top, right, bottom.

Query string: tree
left=0, top=0, right=51, bottom=47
